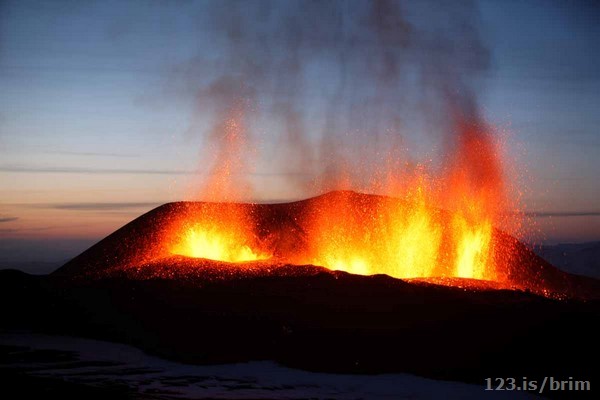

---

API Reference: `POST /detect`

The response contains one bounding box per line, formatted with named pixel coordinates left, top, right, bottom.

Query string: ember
left=165, top=121, right=517, bottom=284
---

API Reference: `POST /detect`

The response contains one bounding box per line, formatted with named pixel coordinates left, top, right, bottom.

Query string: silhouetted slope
left=53, top=191, right=600, bottom=299
left=5, top=191, right=597, bottom=399
left=1, top=268, right=597, bottom=400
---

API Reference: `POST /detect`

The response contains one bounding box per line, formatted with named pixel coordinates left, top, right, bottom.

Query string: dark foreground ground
left=2, top=332, right=548, bottom=399
left=1, top=370, right=140, bottom=400
left=0, top=268, right=597, bottom=399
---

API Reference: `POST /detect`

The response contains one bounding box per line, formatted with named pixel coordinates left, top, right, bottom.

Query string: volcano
left=54, top=191, right=599, bottom=300
left=2, top=191, right=599, bottom=397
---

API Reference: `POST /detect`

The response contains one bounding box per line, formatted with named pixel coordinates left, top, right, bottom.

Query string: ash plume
left=173, top=0, right=497, bottom=203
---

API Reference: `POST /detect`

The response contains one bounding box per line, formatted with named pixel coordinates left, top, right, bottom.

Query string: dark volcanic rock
left=1, top=268, right=598, bottom=394
left=3, top=192, right=598, bottom=398
left=53, top=191, right=600, bottom=299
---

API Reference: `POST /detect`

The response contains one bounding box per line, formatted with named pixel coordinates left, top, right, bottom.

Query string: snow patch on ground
left=0, top=333, right=539, bottom=399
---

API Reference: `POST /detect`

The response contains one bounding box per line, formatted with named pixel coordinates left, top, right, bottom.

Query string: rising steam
left=172, top=0, right=504, bottom=206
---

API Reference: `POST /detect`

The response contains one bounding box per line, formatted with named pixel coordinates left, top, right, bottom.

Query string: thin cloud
left=50, top=202, right=162, bottom=211
left=0, top=223, right=97, bottom=234
left=0, top=165, right=192, bottom=175
left=0, top=165, right=308, bottom=177
left=44, top=151, right=140, bottom=158
left=0, top=217, right=18, bottom=223
left=0, top=226, right=54, bottom=233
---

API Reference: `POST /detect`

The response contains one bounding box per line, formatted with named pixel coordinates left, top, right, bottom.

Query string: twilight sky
left=1, top=0, right=599, bottom=272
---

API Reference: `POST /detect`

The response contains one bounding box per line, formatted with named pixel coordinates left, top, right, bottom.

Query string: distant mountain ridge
left=535, top=241, right=600, bottom=279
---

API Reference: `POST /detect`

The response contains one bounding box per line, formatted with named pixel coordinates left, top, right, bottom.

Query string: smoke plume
left=174, top=0, right=499, bottom=205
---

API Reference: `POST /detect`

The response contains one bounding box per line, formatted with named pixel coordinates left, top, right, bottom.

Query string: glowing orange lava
left=168, top=107, right=272, bottom=264
left=171, top=224, right=270, bottom=262
left=168, top=202, right=271, bottom=263
left=167, top=109, right=519, bottom=284
left=302, top=122, right=514, bottom=282
left=305, top=192, right=500, bottom=280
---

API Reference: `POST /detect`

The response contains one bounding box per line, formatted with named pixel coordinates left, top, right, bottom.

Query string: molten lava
left=171, top=225, right=269, bottom=262
left=168, top=203, right=271, bottom=263
left=164, top=110, right=519, bottom=286
left=452, top=216, right=493, bottom=280
left=304, top=190, right=498, bottom=281
left=301, top=122, right=513, bottom=282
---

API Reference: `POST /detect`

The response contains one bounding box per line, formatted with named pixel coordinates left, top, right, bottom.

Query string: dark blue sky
left=0, top=0, right=599, bottom=271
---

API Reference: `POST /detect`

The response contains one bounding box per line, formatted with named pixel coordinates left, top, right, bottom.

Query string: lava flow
left=304, top=188, right=499, bottom=281
left=168, top=203, right=271, bottom=263
left=164, top=120, right=518, bottom=284
left=171, top=224, right=269, bottom=262
left=147, top=73, right=529, bottom=289
left=302, top=121, right=514, bottom=282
